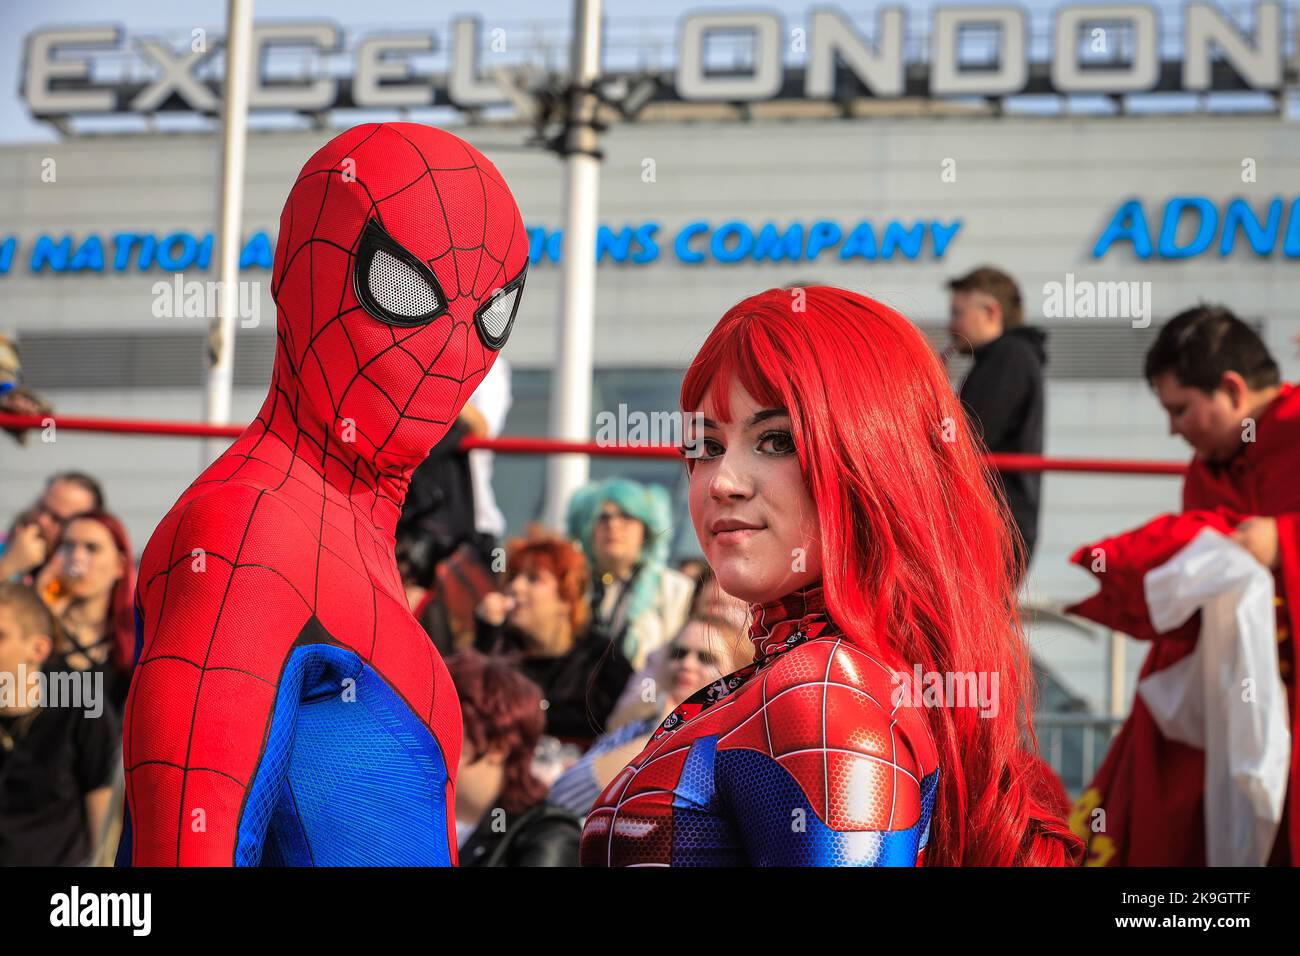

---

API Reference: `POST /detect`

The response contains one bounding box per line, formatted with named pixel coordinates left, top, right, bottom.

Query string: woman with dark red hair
left=580, top=286, right=1080, bottom=867
left=448, top=650, right=581, bottom=866
left=36, top=510, right=136, bottom=716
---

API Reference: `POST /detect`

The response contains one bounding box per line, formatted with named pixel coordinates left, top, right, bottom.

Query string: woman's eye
left=757, top=430, right=796, bottom=455
left=687, top=438, right=724, bottom=461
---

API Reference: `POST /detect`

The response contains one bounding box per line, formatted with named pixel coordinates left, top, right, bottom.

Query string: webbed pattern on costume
left=579, top=585, right=942, bottom=867
left=119, top=123, right=528, bottom=866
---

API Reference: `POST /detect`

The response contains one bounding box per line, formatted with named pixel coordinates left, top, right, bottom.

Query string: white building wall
left=2, top=113, right=1296, bottom=680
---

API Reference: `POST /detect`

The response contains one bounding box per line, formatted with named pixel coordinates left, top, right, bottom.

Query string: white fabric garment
left=625, top=567, right=696, bottom=672
left=1140, top=527, right=1291, bottom=867
left=466, top=357, right=512, bottom=538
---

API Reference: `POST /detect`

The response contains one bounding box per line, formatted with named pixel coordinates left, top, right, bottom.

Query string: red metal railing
left=0, top=411, right=1188, bottom=476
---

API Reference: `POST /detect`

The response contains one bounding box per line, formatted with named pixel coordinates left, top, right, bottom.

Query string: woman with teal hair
left=565, top=478, right=695, bottom=670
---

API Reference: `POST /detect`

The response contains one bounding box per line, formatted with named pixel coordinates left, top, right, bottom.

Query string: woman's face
left=687, top=378, right=823, bottom=605
left=591, top=502, right=645, bottom=573
left=505, top=567, right=570, bottom=637
left=57, top=518, right=123, bottom=602
left=664, top=620, right=727, bottom=704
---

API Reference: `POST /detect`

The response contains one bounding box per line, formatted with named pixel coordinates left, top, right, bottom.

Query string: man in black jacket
left=947, top=266, right=1047, bottom=574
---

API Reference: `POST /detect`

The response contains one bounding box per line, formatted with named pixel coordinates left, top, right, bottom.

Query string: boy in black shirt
left=0, top=582, right=119, bottom=866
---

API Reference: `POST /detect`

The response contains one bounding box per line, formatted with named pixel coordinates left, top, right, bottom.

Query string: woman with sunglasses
left=549, top=612, right=748, bottom=818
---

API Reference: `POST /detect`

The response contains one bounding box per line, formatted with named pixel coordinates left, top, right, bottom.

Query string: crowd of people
left=0, top=460, right=751, bottom=866
left=0, top=473, right=132, bottom=865
left=2, top=257, right=1296, bottom=867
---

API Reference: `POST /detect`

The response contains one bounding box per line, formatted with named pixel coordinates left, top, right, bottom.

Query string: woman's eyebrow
left=699, top=408, right=788, bottom=430
left=745, top=408, right=788, bottom=427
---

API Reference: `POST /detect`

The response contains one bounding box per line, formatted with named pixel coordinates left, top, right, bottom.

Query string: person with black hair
left=1145, top=304, right=1284, bottom=465
left=1145, top=304, right=1293, bottom=640
left=1143, top=304, right=1299, bottom=866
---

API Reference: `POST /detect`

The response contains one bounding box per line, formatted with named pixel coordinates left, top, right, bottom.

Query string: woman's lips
left=713, top=527, right=763, bottom=544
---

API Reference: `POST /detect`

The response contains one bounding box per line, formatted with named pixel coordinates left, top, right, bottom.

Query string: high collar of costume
left=748, top=583, right=829, bottom=661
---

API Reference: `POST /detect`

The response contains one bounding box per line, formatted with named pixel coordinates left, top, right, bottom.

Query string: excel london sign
left=22, top=2, right=1292, bottom=121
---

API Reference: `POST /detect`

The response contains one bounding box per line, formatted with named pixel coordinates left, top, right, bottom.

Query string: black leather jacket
left=458, top=801, right=581, bottom=867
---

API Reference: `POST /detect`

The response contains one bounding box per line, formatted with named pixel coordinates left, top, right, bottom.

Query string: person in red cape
left=1068, top=305, right=1298, bottom=866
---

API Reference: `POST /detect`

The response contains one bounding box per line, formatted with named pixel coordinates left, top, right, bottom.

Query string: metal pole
left=203, top=0, right=253, bottom=462
left=542, top=0, right=603, bottom=530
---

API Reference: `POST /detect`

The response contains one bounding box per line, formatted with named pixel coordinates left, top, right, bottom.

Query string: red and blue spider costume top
left=580, top=584, right=941, bottom=866
left=118, top=123, right=528, bottom=866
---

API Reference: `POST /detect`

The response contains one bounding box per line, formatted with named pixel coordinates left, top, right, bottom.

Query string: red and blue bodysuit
left=118, top=123, right=529, bottom=865
left=580, top=585, right=941, bottom=866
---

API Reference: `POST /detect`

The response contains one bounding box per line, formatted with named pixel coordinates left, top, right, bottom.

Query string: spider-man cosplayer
left=581, top=287, right=1080, bottom=866
left=118, top=123, right=528, bottom=866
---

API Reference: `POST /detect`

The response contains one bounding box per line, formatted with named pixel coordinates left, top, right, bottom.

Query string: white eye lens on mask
left=368, top=247, right=441, bottom=318
left=353, top=219, right=448, bottom=328
left=473, top=269, right=526, bottom=350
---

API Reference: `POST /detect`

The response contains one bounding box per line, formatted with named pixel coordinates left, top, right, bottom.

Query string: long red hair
left=681, top=286, right=1081, bottom=866
left=56, top=510, right=137, bottom=676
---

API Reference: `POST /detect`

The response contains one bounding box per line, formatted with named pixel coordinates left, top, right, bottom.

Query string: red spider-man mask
left=270, top=122, right=528, bottom=470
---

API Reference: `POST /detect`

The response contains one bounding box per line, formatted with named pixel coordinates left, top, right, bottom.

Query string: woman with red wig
left=36, top=510, right=137, bottom=716
left=580, top=286, right=1080, bottom=866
